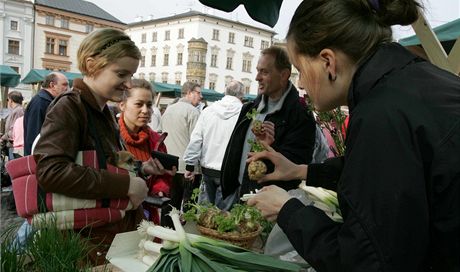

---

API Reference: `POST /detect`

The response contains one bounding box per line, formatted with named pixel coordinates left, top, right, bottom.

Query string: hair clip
left=368, top=0, right=380, bottom=11
left=100, top=36, right=130, bottom=52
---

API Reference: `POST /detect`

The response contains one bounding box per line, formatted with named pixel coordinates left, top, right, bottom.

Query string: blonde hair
left=77, top=28, right=141, bottom=76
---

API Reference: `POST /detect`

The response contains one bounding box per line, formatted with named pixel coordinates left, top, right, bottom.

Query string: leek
left=138, top=209, right=302, bottom=272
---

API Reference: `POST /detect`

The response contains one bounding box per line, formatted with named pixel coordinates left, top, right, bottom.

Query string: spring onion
left=298, top=180, right=343, bottom=222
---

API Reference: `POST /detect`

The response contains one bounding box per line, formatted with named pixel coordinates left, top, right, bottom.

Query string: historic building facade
left=126, top=11, right=275, bottom=95
left=33, top=0, right=125, bottom=72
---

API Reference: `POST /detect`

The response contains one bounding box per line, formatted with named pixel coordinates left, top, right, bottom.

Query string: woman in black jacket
left=247, top=0, right=460, bottom=271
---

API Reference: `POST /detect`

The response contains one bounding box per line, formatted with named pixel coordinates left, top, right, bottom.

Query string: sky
left=89, top=0, right=459, bottom=40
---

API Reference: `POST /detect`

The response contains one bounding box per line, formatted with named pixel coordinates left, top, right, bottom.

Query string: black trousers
left=161, top=173, right=201, bottom=228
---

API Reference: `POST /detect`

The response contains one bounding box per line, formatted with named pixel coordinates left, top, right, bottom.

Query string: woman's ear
left=319, top=49, right=337, bottom=81
left=85, top=57, right=96, bottom=76
left=119, top=101, right=126, bottom=112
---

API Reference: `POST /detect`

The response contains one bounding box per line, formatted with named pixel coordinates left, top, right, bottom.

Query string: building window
left=177, top=53, right=183, bottom=65
left=209, top=82, right=216, bottom=90
left=175, top=72, right=182, bottom=85
left=242, top=78, right=252, bottom=94
left=58, top=40, right=68, bottom=56
left=210, top=54, right=217, bottom=67
left=242, top=59, right=252, bottom=73
left=140, top=55, right=146, bottom=67
left=152, top=32, right=157, bottom=42
left=178, top=28, right=184, bottom=39
left=261, top=40, right=270, bottom=50
left=46, top=37, right=55, bottom=54
left=139, top=73, right=145, bottom=79
left=141, top=33, right=146, bottom=43
left=212, top=29, right=219, bottom=41
left=151, top=55, right=156, bottom=66
left=226, top=57, right=233, bottom=70
left=85, top=24, right=94, bottom=33
left=45, top=15, right=55, bottom=26
left=161, top=72, right=168, bottom=83
left=228, top=32, right=235, bottom=44
left=149, top=72, right=156, bottom=81
left=163, top=54, right=169, bottom=66
left=61, top=18, right=69, bottom=29
left=8, top=40, right=20, bottom=55
left=244, top=36, right=253, bottom=47
left=165, top=30, right=170, bottom=40
left=10, top=20, right=18, bottom=31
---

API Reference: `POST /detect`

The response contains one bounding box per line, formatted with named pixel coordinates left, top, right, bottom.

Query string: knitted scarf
left=118, top=113, right=151, bottom=161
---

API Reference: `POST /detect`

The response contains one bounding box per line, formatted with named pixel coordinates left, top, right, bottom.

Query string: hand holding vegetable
left=253, top=121, right=275, bottom=146
left=247, top=141, right=308, bottom=183
left=247, top=185, right=292, bottom=222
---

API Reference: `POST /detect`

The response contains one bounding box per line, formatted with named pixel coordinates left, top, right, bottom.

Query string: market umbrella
left=21, top=69, right=82, bottom=85
left=198, top=0, right=283, bottom=27
left=151, top=81, right=224, bottom=102
left=0, top=65, right=20, bottom=88
left=1, top=65, right=21, bottom=111
left=399, top=17, right=460, bottom=53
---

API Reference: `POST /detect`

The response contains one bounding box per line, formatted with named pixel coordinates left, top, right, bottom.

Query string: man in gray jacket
left=161, top=82, right=202, bottom=219
left=183, top=80, right=244, bottom=210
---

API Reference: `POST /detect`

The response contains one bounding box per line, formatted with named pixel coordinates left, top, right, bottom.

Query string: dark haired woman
left=247, top=0, right=460, bottom=271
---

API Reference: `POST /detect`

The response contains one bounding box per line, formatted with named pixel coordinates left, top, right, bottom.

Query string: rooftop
left=128, top=10, right=276, bottom=35
left=35, top=0, right=124, bottom=24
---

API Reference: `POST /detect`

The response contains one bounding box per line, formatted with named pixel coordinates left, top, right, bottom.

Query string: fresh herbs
left=183, top=189, right=263, bottom=234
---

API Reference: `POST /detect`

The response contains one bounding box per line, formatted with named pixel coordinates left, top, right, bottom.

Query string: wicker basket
left=196, top=224, right=262, bottom=249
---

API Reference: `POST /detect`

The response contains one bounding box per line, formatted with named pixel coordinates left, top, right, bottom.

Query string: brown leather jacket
left=34, top=78, right=143, bottom=248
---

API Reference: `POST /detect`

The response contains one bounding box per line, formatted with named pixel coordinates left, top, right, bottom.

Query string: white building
left=33, top=0, right=125, bottom=72
left=0, top=0, right=34, bottom=94
left=126, top=11, right=276, bottom=95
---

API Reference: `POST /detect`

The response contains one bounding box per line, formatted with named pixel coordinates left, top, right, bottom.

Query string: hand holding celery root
left=246, top=141, right=308, bottom=183
left=247, top=185, right=292, bottom=222
left=252, top=121, right=275, bottom=146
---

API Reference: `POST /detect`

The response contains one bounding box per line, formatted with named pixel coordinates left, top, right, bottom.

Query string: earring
left=328, top=73, right=337, bottom=81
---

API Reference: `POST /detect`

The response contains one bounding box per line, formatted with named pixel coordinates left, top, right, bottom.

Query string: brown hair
left=181, top=81, right=201, bottom=96
left=123, top=78, right=155, bottom=101
left=287, top=0, right=421, bottom=64
left=77, top=28, right=141, bottom=76
left=261, top=46, right=291, bottom=72
left=8, top=91, right=24, bottom=104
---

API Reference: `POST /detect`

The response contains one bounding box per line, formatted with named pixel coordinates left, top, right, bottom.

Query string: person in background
left=1, top=91, right=24, bottom=160
left=247, top=0, right=460, bottom=271
left=12, top=116, right=24, bottom=158
left=220, top=46, right=316, bottom=202
left=33, top=28, right=171, bottom=265
left=118, top=78, right=175, bottom=224
left=148, top=104, right=162, bottom=132
left=183, top=80, right=245, bottom=210
left=161, top=82, right=202, bottom=222
left=23, top=72, right=69, bottom=156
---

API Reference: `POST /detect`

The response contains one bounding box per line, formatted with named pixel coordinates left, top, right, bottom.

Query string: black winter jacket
left=278, top=43, right=460, bottom=272
left=221, top=84, right=316, bottom=198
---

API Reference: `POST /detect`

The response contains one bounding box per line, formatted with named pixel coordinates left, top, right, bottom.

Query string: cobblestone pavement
left=1, top=189, right=23, bottom=241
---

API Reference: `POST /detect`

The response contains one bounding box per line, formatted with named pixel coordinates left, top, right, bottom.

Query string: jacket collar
left=72, top=78, right=107, bottom=112
left=38, top=89, right=55, bottom=102
left=347, top=43, right=420, bottom=111
left=256, top=81, right=299, bottom=114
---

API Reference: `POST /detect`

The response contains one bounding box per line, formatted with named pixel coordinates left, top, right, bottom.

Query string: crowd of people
left=1, top=0, right=459, bottom=270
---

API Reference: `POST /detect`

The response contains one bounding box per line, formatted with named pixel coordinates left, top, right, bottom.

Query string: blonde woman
left=33, top=28, right=171, bottom=264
